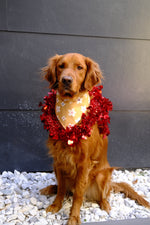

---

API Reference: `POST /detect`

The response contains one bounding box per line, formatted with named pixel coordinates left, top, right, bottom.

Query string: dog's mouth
left=58, top=86, right=77, bottom=98
left=64, top=92, right=72, bottom=97
left=62, top=89, right=77, bottom=97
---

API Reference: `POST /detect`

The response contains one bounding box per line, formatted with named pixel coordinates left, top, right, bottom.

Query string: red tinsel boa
left=39, top=86, right=113, bottom=146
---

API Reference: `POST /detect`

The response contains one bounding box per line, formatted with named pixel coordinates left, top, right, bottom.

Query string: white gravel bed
left=0, top=169, right=150, bottom=225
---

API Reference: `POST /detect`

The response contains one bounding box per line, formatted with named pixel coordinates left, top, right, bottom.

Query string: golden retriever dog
left=40, top=53, right=150, bottom=225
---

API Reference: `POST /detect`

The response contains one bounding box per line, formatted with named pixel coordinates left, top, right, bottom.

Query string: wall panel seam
left=0, top=30, right=150, bottom=42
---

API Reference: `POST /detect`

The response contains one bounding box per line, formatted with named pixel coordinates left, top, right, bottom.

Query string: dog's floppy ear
left=84, top=57, right=103, bottom=90
left=42, top=54, right=62, bottom=89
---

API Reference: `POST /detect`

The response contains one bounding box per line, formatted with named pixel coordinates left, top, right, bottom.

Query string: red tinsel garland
left=39, top=86, right=113, bottom=146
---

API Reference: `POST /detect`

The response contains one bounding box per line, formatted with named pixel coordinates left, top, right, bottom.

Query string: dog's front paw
left=46, top=203, right=62, bottom=213
left=67, top=216, right=81, bottom=225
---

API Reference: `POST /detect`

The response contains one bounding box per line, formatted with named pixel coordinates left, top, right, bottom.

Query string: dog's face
left=43, top=53, right=103, bottom=97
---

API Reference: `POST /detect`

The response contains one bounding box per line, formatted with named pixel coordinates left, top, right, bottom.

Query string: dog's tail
left=111, top=181, right=150, bottom=209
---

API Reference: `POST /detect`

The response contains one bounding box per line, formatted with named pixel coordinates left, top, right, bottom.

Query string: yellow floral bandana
left=55, top=91, right=90, bottom=128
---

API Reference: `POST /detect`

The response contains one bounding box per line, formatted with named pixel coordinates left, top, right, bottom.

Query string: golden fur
left=40, top=53, right=150, bottom=225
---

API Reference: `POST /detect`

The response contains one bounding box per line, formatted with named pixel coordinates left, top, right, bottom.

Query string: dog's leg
left=97, top=179, right=111, bottom=213
left=40, top=185, right=57, bottom=196
left=68, top=165, right=89, bottom=225
left=96, top=168, right=114, bottom=213
left=46, top=169, right=66, bottom=213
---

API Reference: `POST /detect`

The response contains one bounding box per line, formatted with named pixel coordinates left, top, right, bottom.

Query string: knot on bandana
left=55, top=91, right=90, bottom=128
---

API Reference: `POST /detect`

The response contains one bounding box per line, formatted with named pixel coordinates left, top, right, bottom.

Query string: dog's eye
left=59, top=63, right=65, bottom=69
left=77, top=65, right=83, bottom=70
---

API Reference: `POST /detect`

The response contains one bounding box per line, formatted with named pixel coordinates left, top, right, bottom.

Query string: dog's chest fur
left=49, top=139, right=85, bottom=180
left=47, top=124, right=101, bottom=179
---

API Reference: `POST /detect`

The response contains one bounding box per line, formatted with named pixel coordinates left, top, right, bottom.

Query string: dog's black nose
left=62, top=76, right=73, bottom=86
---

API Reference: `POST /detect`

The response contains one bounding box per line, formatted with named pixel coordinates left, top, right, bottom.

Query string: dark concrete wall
left=0, top=0, right=150, bottom=171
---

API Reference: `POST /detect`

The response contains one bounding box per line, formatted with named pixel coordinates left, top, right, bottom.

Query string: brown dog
left=40, top=53, right=150, bottom=225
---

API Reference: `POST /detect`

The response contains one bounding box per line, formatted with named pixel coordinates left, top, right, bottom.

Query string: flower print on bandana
left=62, top=116, right=66, bottom=121
left=68, top=108, right=76, bottom=117
left=61, top=101, right=65, bottom=107
left=77, top=97, right=82, bottom=104
left=81, top=106, right=87, bottom=113
left=56, top=105, right=60, bottom=112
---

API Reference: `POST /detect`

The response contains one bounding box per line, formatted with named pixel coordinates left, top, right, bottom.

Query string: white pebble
left=17, top=212, right=25, bottom=221
left=37, top=201, right=44, bottom=209
left=13, top=196, right=18, bottom=203
left=29, top=210, right=37, bottom=216
left=22, top=190, right=30, bottom=198
left=40, top=210, right=47, bottom=217
left=47, top=214, right=56, bottom=220
left=2, top=171, right=8, bottom=178
left=91, top=202, right=98, bottom=208
left=0, top=215, right=6, bottom=223
left=0, top=203, right=5, bottom=209
left=21, top=183, right=29, bottom=190
left=30, top=197, right=37, bottom=205
left=5, top=199, right=11, bottom=205
left=7, top=214, right=18, bottom=222
left=37, top=217, right=48, bottom=224
left=56, top=214, right=61, bottom=220
left=21, top=205, right=33, bottom=213
left=14, top=170, right=20, bottom=176
left=5, top=208, right=13, bottom=215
